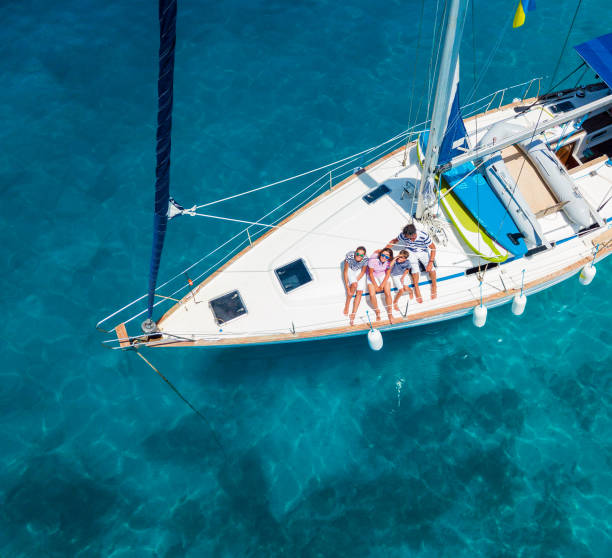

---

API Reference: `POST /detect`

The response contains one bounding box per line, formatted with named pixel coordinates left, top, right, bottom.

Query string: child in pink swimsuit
left=367, top=248, right=394, bottom=323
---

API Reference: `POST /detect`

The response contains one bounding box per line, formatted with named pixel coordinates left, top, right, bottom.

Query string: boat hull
left=147, top=227, right=611, bottom=348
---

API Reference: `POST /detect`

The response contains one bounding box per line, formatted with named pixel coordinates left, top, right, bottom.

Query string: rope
left=133, top=347, right=228, bottom=460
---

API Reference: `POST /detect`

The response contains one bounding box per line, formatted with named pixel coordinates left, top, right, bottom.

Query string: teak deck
left=502, top=145, right=558, bottom=214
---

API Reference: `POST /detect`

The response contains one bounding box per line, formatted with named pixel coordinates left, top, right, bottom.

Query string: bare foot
left=387, top=314, right=394, bottom=324
left=375, top=309, right=381, bottom=321
left=343, top=305, right=349, bottom=315
left=431, top=289, right=437, bottom=300
left=408, top=288, right=414, bottom=299
left=416, top=294, right=423, bottom=304
left=393, top=303, right=400, bottom=313
left=349, top=313, right=355, bottom=326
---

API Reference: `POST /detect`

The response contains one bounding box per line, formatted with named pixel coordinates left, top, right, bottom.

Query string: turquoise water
left=2, top=0, right=611, bottom=555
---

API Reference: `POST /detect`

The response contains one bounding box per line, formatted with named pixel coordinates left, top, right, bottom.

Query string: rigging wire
left=401, top=0, right=426, bottom=164
left=470, top=0, right=483, bottom=269
left=548, top=0, right=584, bottom=90
left=426, top=0, right=448, bottom=123
left=194, top=129, right=412, bottom=209
left=470, top=0, right=479, bottom=145
left=462, top=12, right=510, bottom=107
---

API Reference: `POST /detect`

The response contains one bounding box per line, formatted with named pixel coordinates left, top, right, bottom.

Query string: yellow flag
left=513, top=1, right=526, bottom=28
left=513, top=1, right=536, bottom=28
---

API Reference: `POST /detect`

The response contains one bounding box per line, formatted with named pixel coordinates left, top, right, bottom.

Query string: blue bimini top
left=574, top=32, right=612, bottom=90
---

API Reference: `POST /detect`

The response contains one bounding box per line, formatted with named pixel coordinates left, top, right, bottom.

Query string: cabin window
left=275, top=258, right=313, bottom=293
left=209, top=290, right=247, bottom=325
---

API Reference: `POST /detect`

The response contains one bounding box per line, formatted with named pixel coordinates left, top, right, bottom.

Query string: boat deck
left=149, top=92, right=612, bottom=347
left=159, top=143, right=472, bottom=338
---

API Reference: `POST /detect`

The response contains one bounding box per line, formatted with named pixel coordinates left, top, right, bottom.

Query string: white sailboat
left=99, top=0, right=612, bottom=351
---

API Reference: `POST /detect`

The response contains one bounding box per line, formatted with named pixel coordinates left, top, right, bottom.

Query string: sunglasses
left=380, top=253, right=390, bottom=260
left=355, top=252, right=366, bottom=257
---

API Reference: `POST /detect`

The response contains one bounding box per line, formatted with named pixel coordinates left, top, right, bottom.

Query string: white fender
left=367, top=328, right=384, bottom=351
left=579, top=264, right=596, bottom=285
left=472, top=305, right=488, bottom=328
left=511, top=293, right=527, bottom=315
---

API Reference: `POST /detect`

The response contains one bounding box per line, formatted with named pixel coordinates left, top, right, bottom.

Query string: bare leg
left=368, top=283, right=381, bottom=321
left=350, top=291, right=363, bottom=326
left=393, top=288, right=403, bottom=313
left=344, top=283, right=356, bottom=315
left=429, top=270, right=437, bottom=299
left=383, top=283, right=394, bottom=323
left=412, top=273, right=423, bottom=303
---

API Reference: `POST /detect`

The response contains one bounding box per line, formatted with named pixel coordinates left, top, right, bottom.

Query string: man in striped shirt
left=387, top=223, right=437, bottom=303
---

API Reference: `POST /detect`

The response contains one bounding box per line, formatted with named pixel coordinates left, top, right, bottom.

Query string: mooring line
left=133, top=347, right=228, bottom=460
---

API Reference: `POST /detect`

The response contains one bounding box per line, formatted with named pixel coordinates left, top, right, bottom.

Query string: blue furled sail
left=574, top=32, right=612, bottom=90
left=146, top=0, right=177, bottom=323
left=438, top=62, right=469, bottom=165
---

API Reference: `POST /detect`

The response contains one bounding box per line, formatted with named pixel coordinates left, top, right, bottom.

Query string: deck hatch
left=274, top=258, right=313, bottom=293
left=550, top=100, right=575, bottom=113
left=209, top=290, right=247, bottom=325
left=362, top=184, right=391, bottom=204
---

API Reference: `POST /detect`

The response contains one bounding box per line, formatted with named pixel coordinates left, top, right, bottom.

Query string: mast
left=416, top=0, right=467, bottom=219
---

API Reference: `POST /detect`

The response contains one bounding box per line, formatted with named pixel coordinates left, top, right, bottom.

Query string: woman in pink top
left=367, top=248, right=394, bottom=323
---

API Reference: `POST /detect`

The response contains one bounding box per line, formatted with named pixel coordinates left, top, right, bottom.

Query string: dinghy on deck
left=477, top=123, right=549, bottom=249
left=519, top=137, right=596, bottom=228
